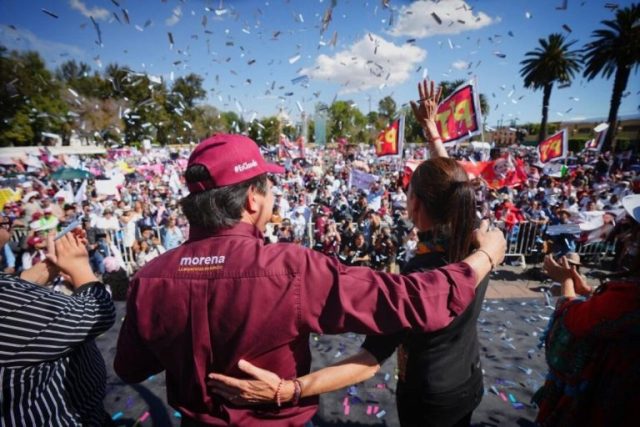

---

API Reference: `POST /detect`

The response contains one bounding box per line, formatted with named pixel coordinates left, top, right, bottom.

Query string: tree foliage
left=520, top=33, right=582, bottom=142
left=582, top=3, right=640, bottom=152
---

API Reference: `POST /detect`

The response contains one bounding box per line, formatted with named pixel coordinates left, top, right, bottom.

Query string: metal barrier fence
left=575, top=240, right=617, bottom=263
left=502, top=221, right=545, bottom=268
left=9, top=221, right=618, bottom=274
left=106, top=226, right=165, bottom=274
left=498, top=221, right=616, bottom=268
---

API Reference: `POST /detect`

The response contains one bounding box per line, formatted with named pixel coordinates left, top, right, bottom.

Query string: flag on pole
left=435, top=81, right=482, bottom=145
left=74, top=180, right=88, bottom=204
left=585, top=123, right=608, bottom=152
left=537, top=129, right=568, bottom=163
left=375, top=116, right=404, bottom=157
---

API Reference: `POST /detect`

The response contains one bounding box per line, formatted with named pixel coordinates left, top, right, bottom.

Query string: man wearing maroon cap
left=114, top=134, right=506, bottom=426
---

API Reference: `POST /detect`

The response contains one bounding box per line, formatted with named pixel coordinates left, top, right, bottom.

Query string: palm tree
left=520, top=33, right=582, bottom=142
left=583, top=3, right=640, bottom=153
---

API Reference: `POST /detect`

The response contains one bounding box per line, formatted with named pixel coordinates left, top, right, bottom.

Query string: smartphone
left=54, top=219, right=81, bottom=241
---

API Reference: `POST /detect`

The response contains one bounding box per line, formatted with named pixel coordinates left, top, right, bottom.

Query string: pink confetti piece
left=366, top=405, right=372, bottom=415
left=499, top=392, right=508, bottom=402
left=138, top=411, right=150, bottom=423
left=373, top=405, right=379, bottom=414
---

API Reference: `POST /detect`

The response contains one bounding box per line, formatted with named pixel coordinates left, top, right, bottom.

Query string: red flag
left=458, top=155, right=528, bottom=189
left=401, top=159, right=422, bottom=190
left=537, top=129, right=568, bottom=163
left=458, top=160, right=485, bottom=179
left=435, top=81, right=482, bottom=145
left=375, top=119, right=400, bottom=157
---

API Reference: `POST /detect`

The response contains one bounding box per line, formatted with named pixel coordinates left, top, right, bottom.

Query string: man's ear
left=245, top=185, right=258, bottom=213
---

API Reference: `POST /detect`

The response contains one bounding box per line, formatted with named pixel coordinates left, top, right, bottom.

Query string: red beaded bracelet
left=274, top=378, right=284, bottom=407
left=291, top=379, right=302, bottom=405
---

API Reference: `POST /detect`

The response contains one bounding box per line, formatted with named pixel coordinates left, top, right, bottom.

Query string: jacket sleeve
left=0, top=275, right=115, bottom=366
left=114, top=277, right=164, bottom=383
left=299, top=248, right=477, bottom=335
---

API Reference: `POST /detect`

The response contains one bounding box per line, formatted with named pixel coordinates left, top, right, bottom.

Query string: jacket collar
left=188, top=221, right=264, bottom=242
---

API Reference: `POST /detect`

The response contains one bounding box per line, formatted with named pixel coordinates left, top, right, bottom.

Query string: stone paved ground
left=100, top=261, right=609, bottom=426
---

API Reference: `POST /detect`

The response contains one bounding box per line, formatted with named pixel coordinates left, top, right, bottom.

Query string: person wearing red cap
left=21, top=234, right=47, bottom=270
left=114, top=134, right=506, bottom=426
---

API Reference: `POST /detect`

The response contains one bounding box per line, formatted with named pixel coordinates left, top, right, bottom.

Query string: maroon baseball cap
left=187, top=134, right=285, bottom=193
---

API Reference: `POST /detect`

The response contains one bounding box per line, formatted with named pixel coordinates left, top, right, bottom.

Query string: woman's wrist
left=69, top=266, right=99, bottom=289
left=280, top=380, right=295, bottom=403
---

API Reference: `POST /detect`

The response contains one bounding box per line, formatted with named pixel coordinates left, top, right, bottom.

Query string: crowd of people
left=0, top=78, right=639, bottom=426
left=2, top=132, right=637, bottom=284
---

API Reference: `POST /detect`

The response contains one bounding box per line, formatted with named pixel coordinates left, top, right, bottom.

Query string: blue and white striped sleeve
left=0, top=274, right=116, bottom=367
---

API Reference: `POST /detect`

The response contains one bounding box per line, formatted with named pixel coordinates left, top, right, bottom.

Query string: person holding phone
left=533, top=194, right=640, bottom=426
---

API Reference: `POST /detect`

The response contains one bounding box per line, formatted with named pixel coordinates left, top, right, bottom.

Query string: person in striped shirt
left=0, top=219, right=116, bottom=426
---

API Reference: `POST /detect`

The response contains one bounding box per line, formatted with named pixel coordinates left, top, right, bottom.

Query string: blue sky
left=1, top=0, right=638, bottom=129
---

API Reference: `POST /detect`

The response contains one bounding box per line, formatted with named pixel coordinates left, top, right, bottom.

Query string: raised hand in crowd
left=410, top=79, right=448, bottom=158
left=52, top=231, right=98, bottom=288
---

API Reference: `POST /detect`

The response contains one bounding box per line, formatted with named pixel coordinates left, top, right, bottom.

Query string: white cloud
left=165, top=6, right=182, bottom=27
left=302, top=33, right=426, bottom=94
left=69, top=0, right=110, bottom=21
left=389, top=0, right=496, bottom=38
left=0, top=25, right=85, bottom=61
left=452, top=60, right=469, bottom=70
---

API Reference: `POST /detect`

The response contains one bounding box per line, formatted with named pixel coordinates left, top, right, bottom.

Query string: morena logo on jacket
left=179, top=256, right=226, bottom=266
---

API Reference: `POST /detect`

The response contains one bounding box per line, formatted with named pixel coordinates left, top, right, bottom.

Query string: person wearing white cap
left=533, top=194, right=640, bottom=426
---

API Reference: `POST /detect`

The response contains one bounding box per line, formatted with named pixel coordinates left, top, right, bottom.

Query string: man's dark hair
left=180, top=164, right=269, bottom=230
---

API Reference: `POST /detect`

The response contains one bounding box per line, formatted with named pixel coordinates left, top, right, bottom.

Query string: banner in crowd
left=585, top=123, right=608, bottom=152
left=349, top=168, right=379, bottom=192
left=435, top=81, right=482, bottom=145
left=458, top=155, right=528, bottom=189
left=537, top=129, right=568, bottom=163
left=375, top=116, right=404, bottom=157
left=0, top=188, right=21, bottom=210
left=95, top=179, right=119, bottom=196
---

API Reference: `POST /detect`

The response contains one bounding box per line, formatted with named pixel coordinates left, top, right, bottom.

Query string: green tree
left=583, top=3, right=640, bottom=152
left=0, top=48, right=68, bottom=146
left=172, top=73, right=206, bottom=108
left=378, top=96, right=396, bottom=120
left=247, top=116, right=280, bottom=145
left=56, top=60, right=110, bottom=99
left=520, top=33, right=582, bottom=142
left=219, top=111, right=246, bottom=134
left=328, top=100, right=366, bottom=142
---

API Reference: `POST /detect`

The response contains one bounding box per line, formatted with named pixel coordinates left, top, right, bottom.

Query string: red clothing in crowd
left=534, top=280, right=640, bottom=426
left=115, top=222, right=478, bottom=426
